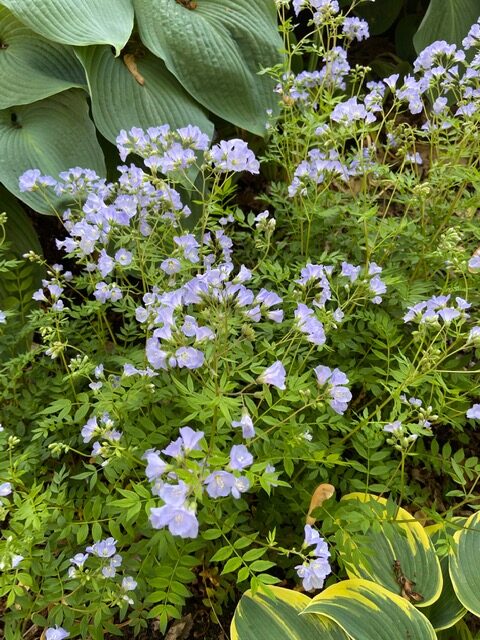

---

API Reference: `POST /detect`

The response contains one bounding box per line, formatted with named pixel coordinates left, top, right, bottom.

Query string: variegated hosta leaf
left=231, top=586, right=348, bottom=640
left=0, top=89, right=105, bottom=214
left=338, top=493, right=442, bottom=607
left=0, top=0, right=134, bottom=54
left=75, top=46, right=213, bottom=145
left=449, top=511, right=480, bottom=617
left=0, top=6, right=86, bottom=109
left=303, top=578, right=437, bottom=640
left=421, top=523, right=467, bottom=631
left=133, top=0, right=281, bottom=135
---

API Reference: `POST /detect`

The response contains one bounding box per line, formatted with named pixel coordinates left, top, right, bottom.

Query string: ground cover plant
left=1, top=0, right=480, bottom=638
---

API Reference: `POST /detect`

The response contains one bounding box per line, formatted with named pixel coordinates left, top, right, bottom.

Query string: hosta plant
left=231, top=495, right=480, bottom=640
left=0, top=0, right=282, bottom=212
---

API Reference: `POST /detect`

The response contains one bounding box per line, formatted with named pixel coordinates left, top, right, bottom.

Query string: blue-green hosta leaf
left=355, top=0, right=404, bottom=36
left=0, top=6, right=86, bottom=108
left=75, top=45, right=213, bottom=145
left=0, top=89, right=105, bottom=213
left=133, top=0, right=282, bottom=135
left=0, top=0, right=134, bottom=54
left=413, top=0, right=480, bottom=53
left=231, top=586, right=348, bottom=640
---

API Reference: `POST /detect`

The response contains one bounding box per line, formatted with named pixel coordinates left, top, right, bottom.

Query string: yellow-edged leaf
left=449, top=511, right=480, bottom=617
left=339, top=493, right=442, bottom=607
left=303, top=578, right=437, bottom=640
left=231, top=586, right=348, bottom=640
left=421, top=523, right=467, bottom=631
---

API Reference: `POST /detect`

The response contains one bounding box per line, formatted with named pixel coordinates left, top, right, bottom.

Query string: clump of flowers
left=295, top=525, right=332, bottom=591
left=144, top=427, right=262, bottom=539
left=314, top=365, right=352, bottom=415
left=67, top=537, right=137, bottom=606
left=3, top=3, right=480, bottom=635
left=403, top=294, right=470, bottom=325
left=80, top=412, right=122, bottom=464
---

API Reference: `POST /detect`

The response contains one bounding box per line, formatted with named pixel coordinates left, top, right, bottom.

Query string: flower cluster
left=293, top=0, right=339, bottom=26
left=68, top=537, right=137, bottom=604
left=342, top=16, right=369, bottom=42
left=284, top=23, right=480, bottom=199
left=80, top=413, right=122, bottom=464
left=295, top=304, right=326, bottom=345
left=293, top=261, right=386, bottom=318
left=296, top=263, right=333, bottom=306
left=403, top=294, right=470, bottom=325
left=276, top=45, right=350, bottom=106
left=116, top=126, right=260, bottom=176
left=288, top=141, right=382, bottom=196
left=399, top=395, right=436, bottom=429
left=116, top=124, right=209, bottom=172
left=145, top=426, right=262, bottom=539
left=32, top=266, right=72, bottom=312
left=20, top=130, right=259, bottom=285
left=288, top=148, right=349, bottom=196
left=295, top=524, right=332, bottom=591
left=341, top=261, right=387, bottom=304
left=145, top=427, right=202, bottom=538
left=383, top=420, right=421, bottom=450
left=207, top=139, right=260, bottom=174
left=330, top=96, right=376, bottom=125
left=314, top=365, right=352, bottom=415
left=139, top=258, right=283, bottom=374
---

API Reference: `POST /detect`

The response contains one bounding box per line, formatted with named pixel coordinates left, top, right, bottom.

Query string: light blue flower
left=11, top=554, right=23, bottom=568
left=150, top=504, right=199, bottom=538
left=257, top=361, right=286, bottom=390
left=204, top=471, right=235, bottom=498
left=467, top=404, right=480, bottom=420
left=231, top=411, right=255, bottom=439
left=229, top=445, right=253, bottom=471
left=383, top=420, right=402, bottom=433
left=0, top=482, right=12, bottom=497
left=295, top=557, right=332, bottom=591
left=122, top=576, right=138, bottom=591
left=69, top=553, right=88, bottom=568
left=86, top=537, right=117, bottom=558
left=45, top=627, right=69, bottom=640
left=159, top=481, right=189, bottom=507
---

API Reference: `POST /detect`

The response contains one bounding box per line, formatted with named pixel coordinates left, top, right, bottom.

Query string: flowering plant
left=1, top=1, right=480, bottom=637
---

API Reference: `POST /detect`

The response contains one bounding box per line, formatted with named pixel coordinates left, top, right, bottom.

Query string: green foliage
left=0, top=0, right=281, bottom=212
left=2, top=2, right=480, bottom=638
left=0, top=185, right=44, bottom=357
left=231, top=497, right=480, bottom=639
left=413, top=0, right=480, bottom=53
left=0, top=90, right=106, bottom=213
